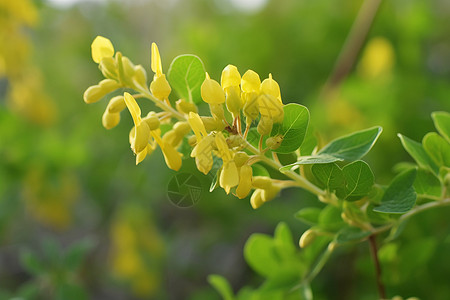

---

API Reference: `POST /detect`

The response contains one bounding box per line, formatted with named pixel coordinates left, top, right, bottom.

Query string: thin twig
left=322, top=0, right=383, bottom=97
left=368, top=235, right=386, bottom=299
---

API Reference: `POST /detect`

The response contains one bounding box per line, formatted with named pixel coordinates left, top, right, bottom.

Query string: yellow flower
left=150, top=43, right=171, bottom=100
left=188, top=112, right=207, bottom=141
left=124, top=92, right=150, bottom=154
left=215, top=132, right=239, bottom=193
left=260, top=73, right=281, bottom=102
left=191, top=135, right=215, bottom=174
left=241, top=70, right=261, bottom=121
left=201, top=73, right=226, bottom=104
left=221, top=64, right=241, bottom=89
left=236, top=164, right=253, bottom=199
left=91, top=36, right=115, bottom=64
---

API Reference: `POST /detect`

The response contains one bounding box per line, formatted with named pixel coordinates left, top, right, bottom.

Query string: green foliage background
left=0, top=0, right=449, bottom=299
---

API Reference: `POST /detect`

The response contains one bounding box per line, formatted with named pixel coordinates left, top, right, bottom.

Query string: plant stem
left=322, top=0, right=383, bottom=96
left=245, top=142, right=326, bottom=197
left=368, top=235, right=386, bottom=299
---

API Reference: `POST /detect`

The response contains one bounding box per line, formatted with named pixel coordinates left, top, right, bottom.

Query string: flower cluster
left=84, top=36, right=288, bottom=207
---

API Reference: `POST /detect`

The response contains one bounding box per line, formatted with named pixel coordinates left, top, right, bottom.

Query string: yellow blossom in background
left=110, top=204, right=165, bottom=298
left=357, top=37, right=395, bottom=80
left=22, top=168, right=79, bottom=230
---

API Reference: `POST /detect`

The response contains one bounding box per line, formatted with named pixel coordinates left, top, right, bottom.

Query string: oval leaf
left=422, top=132, right=450, bottom=168
left=374, top=168, right=417, bottom=214
left=317, top=126, right=382, bottom=161
left=311, top=163, right=344, bottom=193
left=432, top=111, right=450, bottom=143
left=270, top=103, right=309, bottom=154
left=398, top=134, right=439, bottom=174
left=342, top=160, right=374, bottom=201
left=167, top=55, right=205, bottom=104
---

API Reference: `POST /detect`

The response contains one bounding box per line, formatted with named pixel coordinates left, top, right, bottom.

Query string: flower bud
left=136, top=145, right=153, bottom=165
left=142, top=113, right=160, bottom=130
left=261, top=73, right=281, bottom=100
left=258, top=94, right=284, bottom=123
left=220, top=161, right=239, bottom=194
left=236, top=165, right=253, bottom=199
left=133, top=65, right=147, bottom=88
left=225, top=86, right=243, bottom=116
left=227, top=135, right=245, bottom=149
left=266, top=135, right=283, bottom=150
left=257, top=117, right=273, bottom=136
left=83, top=79, right=120, bottom=104
left=299, top=229, right=316, bottom=248
left=150, top=75, right=171, bottom=100
left=209, top=103, right=225, bottom=120
left=243, top=92, right=260, bottom=121
left=107, top=95, right=126, bottom=113
left=176, top=99, right=198, bottom=114
left=201, top=116, right=225, bottom=132
left=201, top=73, right=225, bottom=104
left=221, top=65, right=241, bottom=89
left=250, top=189, right=264, bottom=209
left=252, top=176, right=273, bottom=189
left=188, top=135, right=197, bottom=147
left=161, top=143, right=182, bottom=171
left=133, top=122, right=150, bottom=153
left=121, top=56, right=136, bottom=78
left=102, top=111, right=120, bottom=129
left=241, top=70, right=261, bottom=93
left=261, top=185, right=280, bottom=202
left=99, top=56, right=118, bottom=79
left=234, top=152, right=250, bottom=167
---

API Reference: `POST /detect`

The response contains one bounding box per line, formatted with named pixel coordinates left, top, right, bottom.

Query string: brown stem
left=368, top=235, right=386, bottom=299
left=322, top=0, right=383, bottom=96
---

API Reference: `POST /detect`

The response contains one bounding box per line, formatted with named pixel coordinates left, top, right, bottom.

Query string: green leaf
left=311, top=163, right=344, bottom=193
left=274, top=222, right=295, bottom=258
left=295, top=207, right=322, bottom=225
left=422, top=132, right=450, bottom=168
left=244, top=234, right=279, bottom=277
left=318, top=205, right=344, bottom=231
left=432, top=111, right=450, bottom=143
left=64, top=239, right=95, bottom=271
left=317, top=126, right=382, bottom=161
left=398, top=134, right=439, bottom=174
left=414, top=168, right=442, bottom=199
left=20, top=250, right=45, bottom=275
left=342, top=160, right=374, bottom=201
left=252, top=164, right=270, bottom=177
left=271, top=104, right=310, bottom=154
left=374, top=168, right=417, bottom=214
left=279, top=154, right=343, bottom=171
left=336, top=227, right=371, bottom=244
left=167, top=55, right=205, bottom=104
left=208, top=275, right=235, bottom=300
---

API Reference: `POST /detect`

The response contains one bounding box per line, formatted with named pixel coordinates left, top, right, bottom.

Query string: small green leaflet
left=311, top=161, right=374, bottom=201
left=422, top=132, right=450, bottom=168
left=295, top=207, right=322, bottom=225
left=432, top=111, right=450, bottom=143
left=280, top=154, right=343, bottom=171
left=311, top=163, right=344, bottom=194
left=398, top=134, right=439, bottom=174
left=374, top=168, right=417, bottom=214
left=342, top=160, right=375, bottom=201
left=208, top=275, right=234, bottom=300
left=280, top=127, right=382, bottom=171
left=167, top=55, right=205, bottom=104
left=414, top=168, right=442, bottom=200
left=317, top=126, right=382, bottom=161
left=270, top=103, right=309, bottom=154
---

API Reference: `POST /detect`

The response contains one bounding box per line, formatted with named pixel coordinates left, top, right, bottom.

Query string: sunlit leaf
left=167, top=55, right=205, bottom=104
left=271, top=104, right=309, bottom=154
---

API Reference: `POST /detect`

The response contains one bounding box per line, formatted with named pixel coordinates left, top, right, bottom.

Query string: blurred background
left=0, top=0, right=449, bottom=299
